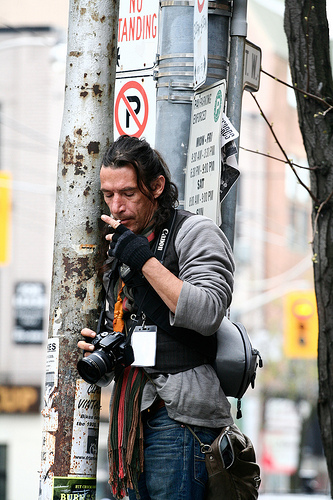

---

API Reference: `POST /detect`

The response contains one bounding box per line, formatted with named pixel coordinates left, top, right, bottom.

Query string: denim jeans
left=128, top=406, right=220, bottom=500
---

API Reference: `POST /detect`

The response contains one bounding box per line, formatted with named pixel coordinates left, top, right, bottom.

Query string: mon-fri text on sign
left=185, top=80, right=226, bottom=225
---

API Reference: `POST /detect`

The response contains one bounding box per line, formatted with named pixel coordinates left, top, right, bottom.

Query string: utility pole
left=39, top=0, right=119, bottom=498
left=154, top=0, right=248, bottom=248
left=155, top=0, right=231, bottom=206
left=222, top=0, right=248, bottom=247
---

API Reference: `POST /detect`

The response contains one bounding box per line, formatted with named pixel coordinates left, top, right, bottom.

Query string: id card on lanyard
left=131, top=325, right=157, bottom=366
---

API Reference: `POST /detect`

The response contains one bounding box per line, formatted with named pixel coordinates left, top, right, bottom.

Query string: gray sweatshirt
left=141, top=214, right=235, bottom=428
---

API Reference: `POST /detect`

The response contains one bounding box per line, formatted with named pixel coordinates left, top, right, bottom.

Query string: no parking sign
left=114, top=75, right=156, bottom=145
left=114, top=0, right=159, bottom=145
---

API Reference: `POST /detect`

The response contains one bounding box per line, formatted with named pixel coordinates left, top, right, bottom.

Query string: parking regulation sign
left=185, top=80, right=226, bottom=225
left=114, top=76, right=156, bottom=145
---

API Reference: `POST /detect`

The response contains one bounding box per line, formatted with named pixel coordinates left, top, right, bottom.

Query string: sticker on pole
left=220, top=113, right=239, bottom=147
left=185, top=80, right=226, bottom=225
left=41, top=337, right=59, bottom=432
left=39, top=431, right=55, bottom=500
left=70, top=379, right=100, bottom=475
left=114, top=76, right=156, bottom=145
left=53, top=476, right=96, bottom=500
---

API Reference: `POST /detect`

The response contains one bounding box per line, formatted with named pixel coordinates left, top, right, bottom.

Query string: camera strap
left=97, top=209, right=177, bottom=341
left=125, top=209, right=177, bottom=341
left=96, top=281, right=111, bottom=335
left=152, top=208, right=177, bottom=264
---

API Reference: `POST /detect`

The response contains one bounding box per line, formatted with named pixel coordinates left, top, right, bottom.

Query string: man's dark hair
left=102, top=135, right=179, bottom=231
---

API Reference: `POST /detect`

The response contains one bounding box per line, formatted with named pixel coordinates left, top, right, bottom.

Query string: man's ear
left=151, top=175, right=166, bottom=199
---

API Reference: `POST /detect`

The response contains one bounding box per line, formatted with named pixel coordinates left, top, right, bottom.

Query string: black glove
left=109, top=224, right=154, bottom=271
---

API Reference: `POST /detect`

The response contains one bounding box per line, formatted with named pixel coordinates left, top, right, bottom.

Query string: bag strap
left=125, top=209, right=177, bottom=339
left=144, top=369, right=212, bottom=454
left=185, top=423, right=213, bottom=454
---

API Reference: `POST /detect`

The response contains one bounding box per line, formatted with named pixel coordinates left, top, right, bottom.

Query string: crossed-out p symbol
left=115, top=80, right=149, bottom=137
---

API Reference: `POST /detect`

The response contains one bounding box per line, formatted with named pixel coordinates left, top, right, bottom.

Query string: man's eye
left=104, top=193, right=113, bottom=199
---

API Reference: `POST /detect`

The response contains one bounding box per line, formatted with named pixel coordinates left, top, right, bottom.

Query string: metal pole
left=39, top=0, right=119, bottom=498
left=155, top=0, right=231, bottom=206
left=221, top=0, right=248, bottom=247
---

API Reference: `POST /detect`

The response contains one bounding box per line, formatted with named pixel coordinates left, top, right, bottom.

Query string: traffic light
left=284, top=290, right=318, bottom=359
left=0, top=171, right=12, bottom=265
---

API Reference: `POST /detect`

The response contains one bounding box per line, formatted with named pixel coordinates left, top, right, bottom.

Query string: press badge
left=131, top=325, right=157, bottom=367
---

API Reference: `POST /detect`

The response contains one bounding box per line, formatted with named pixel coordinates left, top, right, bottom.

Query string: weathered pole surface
left=39, top=0, right=119, bottom=498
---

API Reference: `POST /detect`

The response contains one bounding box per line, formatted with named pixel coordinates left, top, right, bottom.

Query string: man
left=78, top=135, right=235, bottom=500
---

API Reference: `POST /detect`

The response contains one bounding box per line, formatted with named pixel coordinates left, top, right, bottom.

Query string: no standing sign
left=114, top=0, right=159, bottom=145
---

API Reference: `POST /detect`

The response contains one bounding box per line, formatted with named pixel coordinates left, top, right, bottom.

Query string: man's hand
left=78, top=328, right=96, bottom=357
left=101, top=214, right=183, bottom=314
left=102, top=215, right=154, bottom=271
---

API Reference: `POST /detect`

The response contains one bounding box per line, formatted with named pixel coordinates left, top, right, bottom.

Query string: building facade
left=0, top=0, right=330, bottom=498
left=0, top=25, right=66, bottom=499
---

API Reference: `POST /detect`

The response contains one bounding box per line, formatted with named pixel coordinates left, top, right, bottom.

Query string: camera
left=77, top=331, right=134, bottom=384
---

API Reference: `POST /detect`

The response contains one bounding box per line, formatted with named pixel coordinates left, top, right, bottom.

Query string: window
left=288, top=203, right=310, bottom=250
left=0, top=445, right=7, bottom=500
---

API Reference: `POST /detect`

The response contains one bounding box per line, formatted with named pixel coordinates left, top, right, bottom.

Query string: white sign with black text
left=185, top=80, right=226, bottom=225
left=70, top=379, right=100, bottom=475
left=220, top=113, right=239, bottom=147
left=193, top=0, right=208, bottom=90
left=243, top=40, right=261, bottom=92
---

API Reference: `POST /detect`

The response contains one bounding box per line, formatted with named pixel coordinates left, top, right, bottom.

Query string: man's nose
left=110, top=194, right=124, bottom=214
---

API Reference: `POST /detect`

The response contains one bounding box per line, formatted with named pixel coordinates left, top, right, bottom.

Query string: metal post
left=155, top=0, right=231, bottom=206
left=221, top=0, right=248, bottom=247
left=39, top=0, right=119, bottom=498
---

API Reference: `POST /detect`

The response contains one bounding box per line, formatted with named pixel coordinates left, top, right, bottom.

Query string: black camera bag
left=214, top=317, right=263, bottom=417
left=204, top=424, right=261, bottom=500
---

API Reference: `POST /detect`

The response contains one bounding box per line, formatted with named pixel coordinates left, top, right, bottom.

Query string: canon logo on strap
left=157, top=228, right=169, bottom=251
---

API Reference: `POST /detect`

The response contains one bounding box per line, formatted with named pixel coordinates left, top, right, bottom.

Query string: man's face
left=100, top=165, right=161, bottom=234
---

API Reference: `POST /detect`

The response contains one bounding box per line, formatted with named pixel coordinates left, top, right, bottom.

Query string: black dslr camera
left=77, top=331, right=134, bottom=384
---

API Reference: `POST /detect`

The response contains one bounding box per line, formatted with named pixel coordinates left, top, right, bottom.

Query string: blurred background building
left=0, top=0, right=331, bottom=498
left=234, top=1, right=328, bottom=493
left=0, top=2, right=68, bottom=499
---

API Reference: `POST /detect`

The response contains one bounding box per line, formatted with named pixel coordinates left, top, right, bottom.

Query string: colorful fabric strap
left=108, top=228, right=156, bottom=498
left=113, top=281, right=125, bottom=332
left=108, top=366, right=147, bottom=498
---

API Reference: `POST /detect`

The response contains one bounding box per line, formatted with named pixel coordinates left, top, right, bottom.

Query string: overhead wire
left=0, top=112, right=59, bottom=151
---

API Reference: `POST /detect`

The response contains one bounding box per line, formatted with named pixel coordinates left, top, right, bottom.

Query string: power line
left=235, top=253, right=312, bottom=291
left=0, top=112, right=58, bottom=151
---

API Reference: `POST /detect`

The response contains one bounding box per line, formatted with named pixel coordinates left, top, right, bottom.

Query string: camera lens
left=77, top=350, right=114, bottom=384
